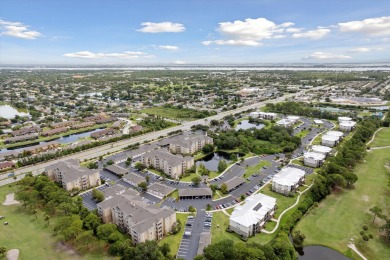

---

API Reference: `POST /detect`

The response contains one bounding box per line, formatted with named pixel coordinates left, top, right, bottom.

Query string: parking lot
left=177, top=211, right=212, bottom=260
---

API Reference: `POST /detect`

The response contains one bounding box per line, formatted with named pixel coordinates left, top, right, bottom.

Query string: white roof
left=338, top=116, right=352, bottom=122
left=322, top=134, right=339, bottom=142
left=340, top=121, right=356, bottom=127
left=230, top=194, right=276, bottom=228
left=314, top=119, right=323, bottom=124
left=287, top=115, right=300, bottom=120
left=311, top=145, right=332, bottom=154
left=277, top=119, right=294, bottom=126
left=259, top=112, right=277, bottom=116
left=249, top=112, right=259, bottom=117
left=327, top=131, right=344, bottom=137
left=272, top=167, right=306, bottom=186
left=304, top=152, right=326, bottom=161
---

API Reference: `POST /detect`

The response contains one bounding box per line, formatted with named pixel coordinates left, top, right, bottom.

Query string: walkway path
left=367, top=127, right=383, bottom=146
left=261, top=183, right=313, bottom=234
left=348, top=243, right=367, bottom=260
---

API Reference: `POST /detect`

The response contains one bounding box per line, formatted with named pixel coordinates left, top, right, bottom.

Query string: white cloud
left=158, top=45, right=179, bottom=50
left=137, top=22, right=185, bottom=33
left=64, top=51, right=148, bottom=59
left=173, top=60, right=186, bottom=64
left=304, top=52, right=351, bottom=60
left=203, top=18, right=295, bottom=46
left=292, top=28, right=330, bottom=40
left=348, top=47, right=383, bottom=53
left=338, top=16, right=390, bottom=36
left=202, top=39, right=261, bottom=46
left=0, top=19, right=41, bottom=39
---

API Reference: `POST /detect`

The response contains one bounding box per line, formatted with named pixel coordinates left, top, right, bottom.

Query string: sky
left=1, top=0, right=390, bottom=65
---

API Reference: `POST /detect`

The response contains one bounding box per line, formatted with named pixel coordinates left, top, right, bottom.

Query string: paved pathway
left=366, top=127, right=383, bottom=145
left=348, top=243, right=367, bottom=260
left=261, top=183, right=313, bottom=234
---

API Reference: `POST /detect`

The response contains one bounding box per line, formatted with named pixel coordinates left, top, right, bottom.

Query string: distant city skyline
left=1, top=0, right=390, bottom=64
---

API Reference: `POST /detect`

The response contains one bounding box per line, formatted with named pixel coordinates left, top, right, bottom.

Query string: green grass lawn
left=295, top=129, right=310, bottom=139
left=369, top=127, right=390, bottom=147
left=158, top=213, right=188, bottom=256
left=294, top=147, right=390, bottom=260
left=258, top=184, right=297, bottom=218
left=312, top=134, right=322, bottom=145
left=141, top=107, right=198, bottom=121
left=225, top=207, right=235, bottom=215
left=0, top=184, right=112, bottom=260
left=242, top=160, right=271, bottom=178
left=291, top=158, right=304, bottom=166
left=263, top=221, right=277, bottom=232
left=179, top=172, right=198, bottom=182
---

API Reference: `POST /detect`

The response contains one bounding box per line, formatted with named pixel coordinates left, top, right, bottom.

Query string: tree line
left=212, top=125, right=301, bottom=154
left=14, top=174, right=177, bottom=259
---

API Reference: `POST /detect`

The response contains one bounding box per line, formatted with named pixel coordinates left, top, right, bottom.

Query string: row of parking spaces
left=287, top=164, right=314, bottom=174
left=177, top=216, right=196, bottom=259
left=213, top=198, right=240, bottom=210
left=202, top=212, right=213, bottom=232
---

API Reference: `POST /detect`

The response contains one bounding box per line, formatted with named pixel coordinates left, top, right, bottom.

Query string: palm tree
left=369, top=206, right=382, bottom=223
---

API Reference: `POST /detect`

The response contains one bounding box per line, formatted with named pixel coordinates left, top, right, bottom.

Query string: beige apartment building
left=97, top=189, right=176, bottom=244
left=169, top=134, right=213, bottom=155
left=141, top=150, right=194, bottom=179
left=45, top=159, right=100, bottom=191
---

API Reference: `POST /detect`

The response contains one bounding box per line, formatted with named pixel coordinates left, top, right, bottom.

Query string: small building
left=303, top=152, right=326, bottom=168
left=91, top=128, right=117, bottom=139
left=0, top=161, right=15, bottom=171
left=102, top=184, right=126, bottom=200
left=339, top=121, right=356, bottom=132
left=12, top=126, right=40, bottom=136
left=178, top=188, right=212, bottom=200
left=147, top=182, right=175, bottom=199
left=272, top=167, right=306, bottom=196
left=311, top=145, right=332, bottom=156
left=223, top=176, right=245, bottom=193
left=229, top=194, right=276, bottom=238
left=338, top=116, right=352, bottom=123
left=123, top=172, right=146, bottom=187
left=105, top=164, right=128, bottom=176
left=4, top=133, right=39, bottom=144
left=249, top=112, right=277, bottom=120
left=41, top=127, right=68, bottom=136
left=313, top=119, right=323, bottom=125
left=327, top=130, right=344, bottom=139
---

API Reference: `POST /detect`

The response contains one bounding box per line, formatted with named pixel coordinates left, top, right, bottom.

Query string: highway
left=0, top=86, right=324, bottom=187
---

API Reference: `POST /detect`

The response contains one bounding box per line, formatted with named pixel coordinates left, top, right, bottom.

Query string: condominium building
left=97, top=190, right=176, bottom=244
left=338, top=116, right=352, bottom=123
left=229, top=194, right=276, bottom=238
left=311, top=145, right=332, bottom=156
left=339, top=121, right=357, bottom=132
left=169, top=134, right=213, bottom=155
left=303, top=152, right=326, bottom=168
left=272, top=167, right=306, bottom=196
left=141, top=150, right=194, bottom=179
left=249, top=112, right=277, bottom=120
left=45, top=159, right=100, bottom=192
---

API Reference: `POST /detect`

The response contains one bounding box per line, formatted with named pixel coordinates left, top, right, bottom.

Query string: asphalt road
left=0, top=86, right=326, bottom=187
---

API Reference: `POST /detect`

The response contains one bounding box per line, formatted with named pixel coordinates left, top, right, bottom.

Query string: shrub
left=360, top=231, right=365, bottom=236
left=363, top=225, right=368, bottom=231
left=369, top=234, right=374, bottom=239
left=362, top=235, right=369, bottom=241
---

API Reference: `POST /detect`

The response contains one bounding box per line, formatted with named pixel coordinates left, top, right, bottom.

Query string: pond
left=0, top=105, right=30, bottom=119
left=196, top=152, right=231, bottom=172
left=235, top=120, right=264, bottom=130
left=298, top=246, right=351, bottom=260
left=0, top=128, right=103, bottom=154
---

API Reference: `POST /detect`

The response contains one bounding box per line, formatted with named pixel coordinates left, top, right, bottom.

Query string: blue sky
left=1, top=0, right=390, bottom=64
